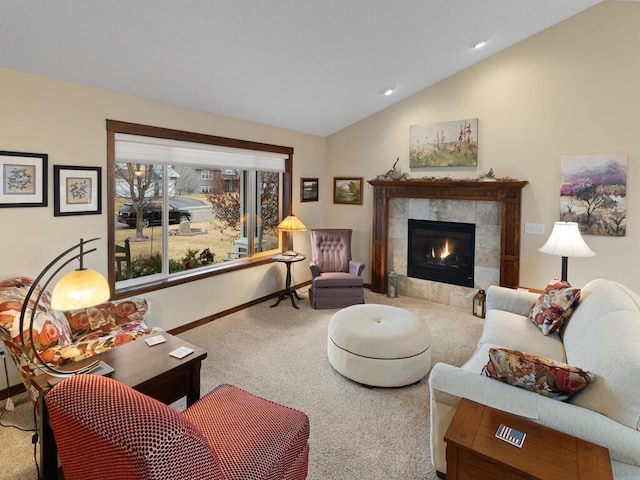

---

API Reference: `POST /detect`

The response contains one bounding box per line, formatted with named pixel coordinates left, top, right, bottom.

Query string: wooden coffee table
left=444, top=398, right=613, bottom=480
left=31, top=332, right=207, bottom=480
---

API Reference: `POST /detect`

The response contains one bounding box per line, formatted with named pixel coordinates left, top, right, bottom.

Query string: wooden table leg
left=38, top=393, right=59, bottom=480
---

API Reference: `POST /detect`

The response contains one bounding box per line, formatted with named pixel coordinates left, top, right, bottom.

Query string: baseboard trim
left=0, top=382, right=27, bottom=401
left=167, top=280, right=312, bottom=335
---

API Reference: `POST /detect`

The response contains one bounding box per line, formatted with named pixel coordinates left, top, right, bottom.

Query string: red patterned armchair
left=45, top=374, right=310, bottom=480
left=0, top=277, right=154, bottom=403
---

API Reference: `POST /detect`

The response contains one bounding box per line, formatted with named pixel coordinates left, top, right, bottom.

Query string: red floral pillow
left=528, top=279, right=580, bottom=335
left=481, top=348, right=595, bottom=401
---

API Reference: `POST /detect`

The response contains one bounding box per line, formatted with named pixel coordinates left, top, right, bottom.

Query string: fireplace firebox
left=407, top=219, right=475, bottom=288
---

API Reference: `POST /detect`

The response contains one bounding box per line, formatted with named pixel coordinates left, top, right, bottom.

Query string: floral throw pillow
left=528, top=279, right=580, bottom=335
left=0, top=277, right=73, bottom=351
left=481, top=347, right=595, bottom=401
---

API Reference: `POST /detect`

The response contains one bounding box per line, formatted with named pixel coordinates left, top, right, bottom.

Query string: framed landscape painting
left=333, top=177, right=363, bottom=205
left=560, top=153, right=627, bottom=236
left=410, top=118, right=478, bottom=167
left=300, top=178, right=319, bottom=202
left=0, top=151, right=48, bottom=208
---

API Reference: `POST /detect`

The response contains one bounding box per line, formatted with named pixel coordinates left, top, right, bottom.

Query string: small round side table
left=270, top=253, right=306, bottom=309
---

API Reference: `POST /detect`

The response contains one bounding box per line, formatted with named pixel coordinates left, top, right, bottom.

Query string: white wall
left=326, top=1, right=640, bottom=293
left=0, top=68, right=325, bottom=388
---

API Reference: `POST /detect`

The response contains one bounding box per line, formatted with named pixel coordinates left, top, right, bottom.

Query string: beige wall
left=2, top=1, right=638, bottom=389
left=326, top=1, right=640, bottom=293
left=0, top=68, right=325, bottom=388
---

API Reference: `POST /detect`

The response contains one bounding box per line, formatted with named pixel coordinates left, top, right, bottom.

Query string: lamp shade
left=539, top=222, right=595, bottom=258
left=51, top=268, right=110, bottom=310
left=277, top=214, right=307, bottom=232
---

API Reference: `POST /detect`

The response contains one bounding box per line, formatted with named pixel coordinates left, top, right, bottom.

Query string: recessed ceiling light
left=381, top=86, right=395, bottom=96
left=470, top=39, right=487, bottom=50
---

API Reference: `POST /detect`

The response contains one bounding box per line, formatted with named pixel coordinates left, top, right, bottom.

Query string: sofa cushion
left=39, top=321, right=153, bottom=366
left=479, top=310, right=566, bottom=362
left=64, top=298, right=149, bottom=336
left=529, top=279, right=580, bottom=335
left=563, top=279, right=640, bottom=431
left=481, top=347, right=595, bottom=401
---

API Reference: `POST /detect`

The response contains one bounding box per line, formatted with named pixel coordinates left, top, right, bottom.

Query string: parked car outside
left=117, top=201, right=192, bottom=228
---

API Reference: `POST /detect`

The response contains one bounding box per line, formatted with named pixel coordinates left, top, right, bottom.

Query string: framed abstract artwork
left=0, top=150, right=48, bottom=208
left=53, top=165, right=102, bottom=216
left=300, top=178, right=319, bottom=202
left=333, top=177, right=363, bottom=205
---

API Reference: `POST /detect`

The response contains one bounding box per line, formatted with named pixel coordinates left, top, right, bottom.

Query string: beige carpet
left=0, top=288, right=483, bottom=480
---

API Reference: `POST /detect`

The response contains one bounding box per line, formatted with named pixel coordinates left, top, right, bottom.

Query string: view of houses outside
left=114, top=163, right=280, bottom=283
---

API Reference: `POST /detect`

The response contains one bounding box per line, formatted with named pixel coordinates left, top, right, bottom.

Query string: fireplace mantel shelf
left=368, top=179, right=528, bottom=198
left=368, top=178, right=528, bottom=294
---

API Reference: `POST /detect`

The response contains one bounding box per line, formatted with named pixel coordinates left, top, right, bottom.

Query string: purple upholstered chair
left=309, top=229, right=365, bottom=309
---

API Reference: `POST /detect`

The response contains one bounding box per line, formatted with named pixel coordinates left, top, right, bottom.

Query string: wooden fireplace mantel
left=368, top=179, right=529, bottom=294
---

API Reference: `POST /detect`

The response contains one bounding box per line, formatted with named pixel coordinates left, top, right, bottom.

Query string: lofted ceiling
left=0, top=1, right=607, bottom=137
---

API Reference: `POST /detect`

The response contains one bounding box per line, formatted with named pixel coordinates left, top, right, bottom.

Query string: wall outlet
left=524, top=223, right=545, bottom=234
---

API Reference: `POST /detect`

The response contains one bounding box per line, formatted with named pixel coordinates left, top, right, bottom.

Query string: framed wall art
left=0, top=150, right=48, bottom=208
left=53, top=165, right=102, bottom=216
left=560, top=153, right=627, bottom=236
left=333, top=177, right=363, bottom=205
left=409, top=118, right=478, bottom=167
left=300, top=178, right=319, bottom=202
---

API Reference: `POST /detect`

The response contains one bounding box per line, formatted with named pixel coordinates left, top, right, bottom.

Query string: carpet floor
left=0, top=288, right=483, bottom=480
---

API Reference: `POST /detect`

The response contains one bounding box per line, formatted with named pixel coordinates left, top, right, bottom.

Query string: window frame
left=107, top=120, right=293, bottom=299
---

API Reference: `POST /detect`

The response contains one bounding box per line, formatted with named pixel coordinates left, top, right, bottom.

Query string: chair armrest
left=310, top=261, right=320, bottom=278
left=486, top=285, right=538, bottom=317
left=348, top=260, right=365, bottom=277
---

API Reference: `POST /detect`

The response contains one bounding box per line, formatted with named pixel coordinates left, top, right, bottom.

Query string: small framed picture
left=0, top=151, right=48, bottom=208
left=53, top=165, right=102, bottom=216
left=300, top=178, right=319, bottom=202
left=333, top=177, right=363, bottom=205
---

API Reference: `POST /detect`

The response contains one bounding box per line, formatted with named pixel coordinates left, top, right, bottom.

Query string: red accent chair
left=45, top=375, right=310, bottom=480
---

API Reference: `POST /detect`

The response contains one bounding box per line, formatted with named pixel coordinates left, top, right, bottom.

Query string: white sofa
left=428, top=279, right=640, bottom=479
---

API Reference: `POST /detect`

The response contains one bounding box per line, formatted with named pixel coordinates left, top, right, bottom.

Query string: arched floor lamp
left=19, top=238, right=111, bottom=377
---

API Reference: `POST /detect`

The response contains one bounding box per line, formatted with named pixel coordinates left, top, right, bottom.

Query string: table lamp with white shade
left=539, top=222, right=595, bottom=282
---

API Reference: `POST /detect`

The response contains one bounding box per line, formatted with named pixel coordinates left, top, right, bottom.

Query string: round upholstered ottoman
left=327, top=304, right=432, bottom=387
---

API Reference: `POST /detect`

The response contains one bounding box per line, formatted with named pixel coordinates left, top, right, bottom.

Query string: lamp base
left=46, top=361, right=115, bottom=388
left=282, top=250, right=298, bottom=256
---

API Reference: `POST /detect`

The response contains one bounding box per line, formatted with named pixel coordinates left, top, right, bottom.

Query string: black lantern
left=473, top=289, right=486, bottom=318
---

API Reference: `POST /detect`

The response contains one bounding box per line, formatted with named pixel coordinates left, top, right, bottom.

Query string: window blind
left=115, top=133, right=287, bottom=172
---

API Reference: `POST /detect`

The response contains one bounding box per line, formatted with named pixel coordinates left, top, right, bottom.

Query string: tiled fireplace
left=369, top=179, right=528, bottom=310
left=407, top=218, right=476, bottom=287
left=388, top=197, right=500, bottom=308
